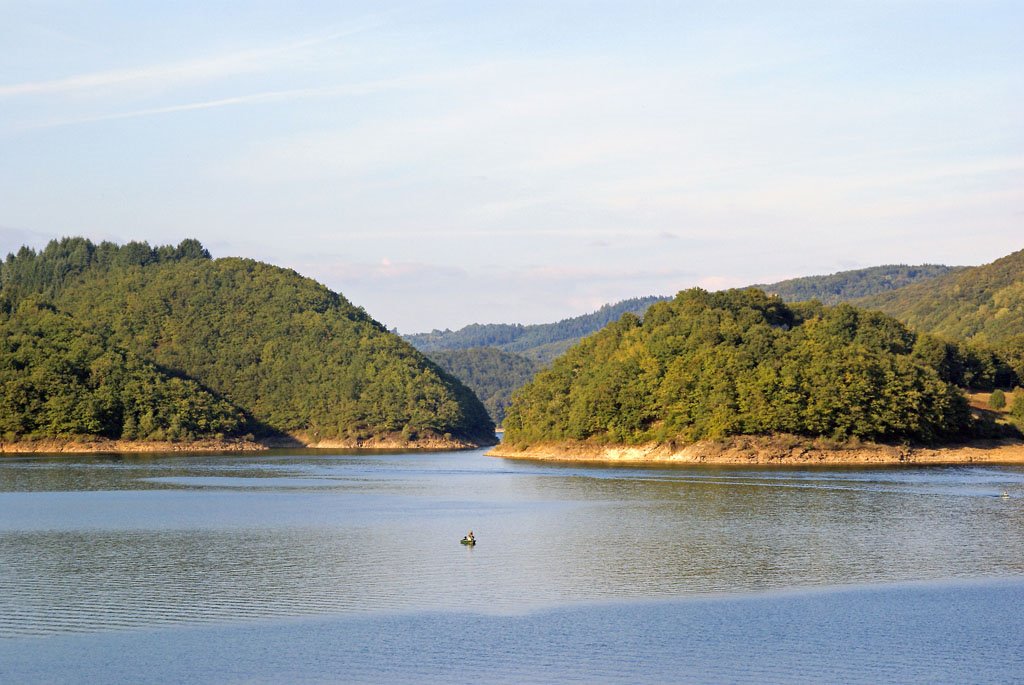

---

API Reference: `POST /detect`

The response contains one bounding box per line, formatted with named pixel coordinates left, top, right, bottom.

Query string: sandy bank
left=0, top=438, right=267, bottom=454
left=0, top=433, right=492, bottom=454
left=488, top=436, right=1024, bottom=465
left=301, top=437, right=486, bottom=450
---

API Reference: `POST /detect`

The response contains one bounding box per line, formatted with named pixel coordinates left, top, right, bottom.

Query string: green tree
left=1011, top=393, right=1024, bottom=426
left=989, top=389, right=1007, bottom=410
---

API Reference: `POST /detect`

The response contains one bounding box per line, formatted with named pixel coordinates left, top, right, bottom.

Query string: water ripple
left=1, top=453, right=1023, bottom=638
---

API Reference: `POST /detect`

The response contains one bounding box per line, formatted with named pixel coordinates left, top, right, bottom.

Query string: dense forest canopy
left=425, top=347, right=538, bottom=425
left=0, top=298, right=244, bottom=441
left=858, top=249, right=1024, bottom=382
left=0, top=237, right=495, bottom=445
left=0, top=237, right=210, bottom=314
left=503, top=289, right=982, bottom=448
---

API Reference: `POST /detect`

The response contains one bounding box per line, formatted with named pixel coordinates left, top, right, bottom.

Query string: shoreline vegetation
left=488, top=435, right=1024, bottom=465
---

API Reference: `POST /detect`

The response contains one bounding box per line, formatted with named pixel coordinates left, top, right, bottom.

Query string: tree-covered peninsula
left=1, top=237, right=495, bottom=449
left=501, top=288, right=987, bottom=456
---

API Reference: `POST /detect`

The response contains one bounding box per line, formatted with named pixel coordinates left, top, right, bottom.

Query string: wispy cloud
left=19, top=77, right=429, bottom=130
left=15, top=60, right=523, bottom=131
left=0, top=21, right=384, bottom=99
left=0, top=52, right=261, bottom=98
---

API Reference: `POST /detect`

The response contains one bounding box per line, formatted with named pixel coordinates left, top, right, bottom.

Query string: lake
left=1, top=448, right=1023, bottom=683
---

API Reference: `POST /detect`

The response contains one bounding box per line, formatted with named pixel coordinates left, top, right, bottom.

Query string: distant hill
left=752, top=264, right=962, bottom=305
left=0, top=237, right=495, bottom=447
left=405, top=297, right=667, bottom=426
left=426, top=347, right=539, bottom=426
left=408, top=265, right=956, bottom=362
left=406, top=296, right=666, bottom=364
left=858, top=249, right=1024, bottom=381
left=502, top=289, right=977, bottom=449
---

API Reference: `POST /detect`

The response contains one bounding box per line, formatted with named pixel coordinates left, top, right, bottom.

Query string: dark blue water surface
left=1, top=448, right=1023, bottom=683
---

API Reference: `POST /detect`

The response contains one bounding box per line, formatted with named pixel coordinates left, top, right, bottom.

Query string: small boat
left=461, top=537, right=476, bottom=546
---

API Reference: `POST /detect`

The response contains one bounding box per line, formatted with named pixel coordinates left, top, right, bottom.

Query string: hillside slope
left=859, top=249, right=1024, bottom=346
left=858, top=249, right=1024, bottom=384
left=0, top=299, right=244, bottom=441
left=426, top=347, right=538, bottom=425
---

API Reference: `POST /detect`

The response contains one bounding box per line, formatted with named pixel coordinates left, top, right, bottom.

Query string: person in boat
left=466, top=530, right=475, bottom=543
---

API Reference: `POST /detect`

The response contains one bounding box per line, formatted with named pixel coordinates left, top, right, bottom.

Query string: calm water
left=2, top=448, right=1023, bottom=682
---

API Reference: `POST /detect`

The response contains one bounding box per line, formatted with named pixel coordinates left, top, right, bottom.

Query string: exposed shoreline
left=0, top=434, right=492, bottom=454
left=488, top=436, right=1024, bottom=465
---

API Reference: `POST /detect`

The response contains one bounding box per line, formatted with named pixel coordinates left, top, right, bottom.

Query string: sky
left=1, top=1, right=1022, bottom=332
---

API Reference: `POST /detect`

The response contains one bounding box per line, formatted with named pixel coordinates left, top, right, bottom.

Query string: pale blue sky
left=2, top=1, right=1021, bottom=332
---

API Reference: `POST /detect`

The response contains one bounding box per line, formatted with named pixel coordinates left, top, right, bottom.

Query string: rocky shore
left=488, top=435, right=1024, bottom=465
left=0, top=438, right=268, bottom=454
left=0, top=433, right=491, bottom=454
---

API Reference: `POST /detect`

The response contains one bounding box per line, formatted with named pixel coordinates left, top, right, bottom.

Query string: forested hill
left=426, top=347, right=538, bottom=426
left=752, top=264, right=960, bottom=305
left=405, top=296, right=666, bottom=364
left=0, top=237, right=495, bottom=446
left=503, top=289, right=988, bottom=449
left=858, top=249, right=1024, bottom=348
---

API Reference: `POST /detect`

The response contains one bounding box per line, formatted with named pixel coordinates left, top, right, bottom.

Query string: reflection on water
left=1, top=450, right=1023, bottom=637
